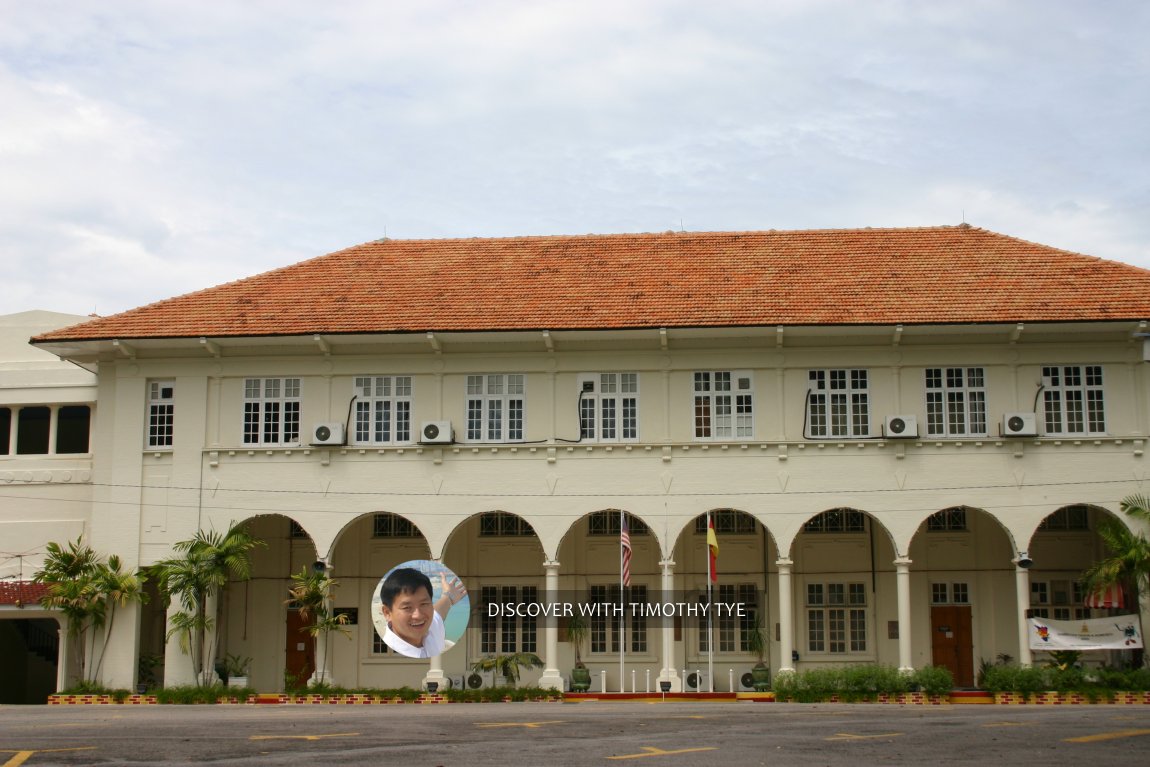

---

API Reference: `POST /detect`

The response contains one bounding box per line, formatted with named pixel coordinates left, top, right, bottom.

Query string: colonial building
left=17, top=225, right=1150, bottom=694
left=0, top=311, right=97, bottom=703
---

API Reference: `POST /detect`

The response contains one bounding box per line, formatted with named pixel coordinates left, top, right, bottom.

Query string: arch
left=907, top=504, right=1018, bottom=557
left=788, top=507, right=897, bottom=560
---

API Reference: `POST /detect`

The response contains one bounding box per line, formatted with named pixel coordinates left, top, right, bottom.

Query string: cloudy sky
left=2, top=1, right=1147, bottom=316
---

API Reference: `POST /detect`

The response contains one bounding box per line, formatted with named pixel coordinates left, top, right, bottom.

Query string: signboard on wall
left=1029, top=615, right=1143, bottom=650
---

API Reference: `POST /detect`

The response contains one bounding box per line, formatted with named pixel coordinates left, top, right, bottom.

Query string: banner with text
left=1028, top=615, right=1143, bottom=650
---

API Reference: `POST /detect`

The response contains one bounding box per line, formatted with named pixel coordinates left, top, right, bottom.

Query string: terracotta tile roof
left=33, top=226, right=1150, bottom=342
left=0, top=580, right=49, bottom=607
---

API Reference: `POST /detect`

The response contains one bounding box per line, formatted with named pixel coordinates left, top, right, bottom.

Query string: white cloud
left=2, top=0, right=1149, bottom=314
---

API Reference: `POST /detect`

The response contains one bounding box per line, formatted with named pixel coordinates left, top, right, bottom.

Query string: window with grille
left=478, top=512, right=535, bottom=537
left=693, top=371, right=753, bottom=439
left=147, top=381, right=175, bottom=448
left=465, top=374, right=525, bottom=442
left=1029, top=579, right=1087, bottom=620
left=925, top=367, right=986, bottom=436
left=477, top=585, right=539, bottom=654
left=243, top=378, right=301, bottom=445
left=807, top=369, right=869, bottom=437
left=1038, top=505, right=1090, bottom=531
left=579, top=373, right=639, bottom=442
left=589, top=584, right=647, bottom=653
left=704, top=583, right=758, bottom=652
left=806, top=582, right=867, bottom=653
left=932, top=582, right=970, bottom=604
left=354, top=376, right=412, bottom=444
left=927, top=507, right=968, bottom=532
left=694, top=510, right=758, bottom=535
left=373, top=513, right=420, bottom=538
left=588, top=511, right=649, bottom=536
left=803, top=509, right=866, bottom=533
left=1042, top=365, right=1105, bottom=435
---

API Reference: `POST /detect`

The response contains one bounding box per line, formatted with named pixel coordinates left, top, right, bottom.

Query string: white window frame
left=578, top=373, right=639, bottom=442
left=589, top=584, right=647, bottom=654
left=693, top=371, right=753, bottom=440
left=243, top=377, right=301, bottom=446
left=146, top=380, right=175, bottom=449
left=353, top=376, right=412, bottom=445
left=807, top=369, right=870, bottom=438
left=925, top=367, right=987, bottom=436
left=805, top=581, right=868, bottom=655
left=1042, top=365, right=1105, bottom=435
left=466, top=374, right=525, bottom=442
left=480, top=585, right=539, bottom=655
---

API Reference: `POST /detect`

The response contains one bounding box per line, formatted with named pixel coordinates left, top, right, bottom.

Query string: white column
left=55, top=621, right=74, bottom=692
left=47, top=405, right=59, bottom=455
left=656, top=558, right=681, bottom=692
left=1015, top=559, right=1033, bottom=666
left=422, top=560, right=448, bottom=690
left=202, top=593, right=221, bottom=685
left=776, top=558, right=795, bottom=674
left=894, top=557, right=914, bottom=673
left=162, top=600, right=197, bottom=687
left=538, top=560, right=564, bottom=690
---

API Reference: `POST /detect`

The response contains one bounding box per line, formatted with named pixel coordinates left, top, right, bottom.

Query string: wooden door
left=931, top=605, right=973, bottom=687
left=285, top=609, right=314, bottom=688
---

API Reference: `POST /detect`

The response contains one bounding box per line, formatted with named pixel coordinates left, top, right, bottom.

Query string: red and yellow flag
left=707, top=515, right=719, bottom=583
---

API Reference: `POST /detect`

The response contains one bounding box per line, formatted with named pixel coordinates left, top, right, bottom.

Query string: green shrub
left=978, top=665, right=1047, bottom=696
left=840, top=664, right=908, bottom=701
left=59, top=682, right=133, bottom=702
left=910, top=665, right=954, bottom=697
left=155, top=684, right=231, bottom=704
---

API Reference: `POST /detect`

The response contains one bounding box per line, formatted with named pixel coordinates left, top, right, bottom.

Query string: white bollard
left=601, top=669, right=607, bottom=694
left=645, top=669, right=650, bottom=694
left=729, top=668, right=734, bottom=692
left=631, top=669, right=636, bottom=693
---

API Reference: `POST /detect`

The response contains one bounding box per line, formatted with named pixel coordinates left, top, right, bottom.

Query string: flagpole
left=707, top=510, right=714, bottom=693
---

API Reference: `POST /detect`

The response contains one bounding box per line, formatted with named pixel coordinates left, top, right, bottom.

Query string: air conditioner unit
left=447, top=675, right=464, bottom=690
left=311, top=422, right=346, bottom=446
left=884, top=414, right=918, bottom=438
left=685, top=671, right=708, bottom=691
left=1002, top=412, right=1038, bottom=437
left=420, top=421, right=454, bottom=444
left=466, top=672, right=485, bottom=689
left=739, top=671, right=756, bottom=692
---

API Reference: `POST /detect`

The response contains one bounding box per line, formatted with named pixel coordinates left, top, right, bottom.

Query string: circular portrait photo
left=371, top=560, right=469, bottom=659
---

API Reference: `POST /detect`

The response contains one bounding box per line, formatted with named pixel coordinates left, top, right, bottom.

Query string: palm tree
left=154, top=521, right=264, bottom=686
left=91, top=555, right=149, bottom=681
left=285, top=567, right=350, bottom=685
left=1080, top=494, right=1150, bottom=666
left=33, top=538, right=105, bottom=683
left=471, top=652, right=544, bottom=686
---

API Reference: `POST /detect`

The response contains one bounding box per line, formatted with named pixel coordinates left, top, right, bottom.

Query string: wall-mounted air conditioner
left=685, top=671, right=708, bottom=691
left=738, top=671, right=756, bottom=692
left=420, top=421, right=454, bottom=444
left=447, top=675, right=464, bottom=690
left=884, top=414, right=918, bottom=438
left=466, top=672, right=486, bottom=689
left=1002, top=412, right=1038, bottom=437
left=311, top=423, right=346, bottom=446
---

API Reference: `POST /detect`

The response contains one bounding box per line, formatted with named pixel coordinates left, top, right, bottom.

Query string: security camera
left=312, top=559, right=328, bottom=573
left=1017, top=553, right=1033, bottom=569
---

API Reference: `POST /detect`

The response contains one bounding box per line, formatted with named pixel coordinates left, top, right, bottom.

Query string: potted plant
left=746, top=618, right=771, bottom=691
left=566, top=614, right=591, bottom=692
left=224, top=653, right=252, bottom=689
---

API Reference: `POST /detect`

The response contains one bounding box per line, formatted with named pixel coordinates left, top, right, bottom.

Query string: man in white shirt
left=379, top=568, right=466, bottom=659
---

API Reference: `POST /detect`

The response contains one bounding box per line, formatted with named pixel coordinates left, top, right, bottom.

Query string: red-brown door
left=931, top=605, right=973, bottom=687
left=285, top=609, right=314, bottom=689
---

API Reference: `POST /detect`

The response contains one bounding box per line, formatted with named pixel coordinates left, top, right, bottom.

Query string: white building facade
left=21, top=226, right=1150, bottom=694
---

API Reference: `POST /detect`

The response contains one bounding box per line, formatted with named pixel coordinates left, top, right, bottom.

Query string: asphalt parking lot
left=2, top=701, right=1149, bottom=766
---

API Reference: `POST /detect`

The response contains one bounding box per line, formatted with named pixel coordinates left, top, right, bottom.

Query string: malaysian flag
left=621, top=512, right=632, bottom=587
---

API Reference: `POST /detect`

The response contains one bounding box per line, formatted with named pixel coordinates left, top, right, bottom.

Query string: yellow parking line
left=250, top=733, right=359, bottom=742
left=1064, top=728, right=1150, bottom=744
left=607, top=746, right=718, bottom=760
left=474, top=721, right=566, bottom=729
left=1, top=748, right=96, bottom=767
left=825, top=732, right=903, bottom=741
